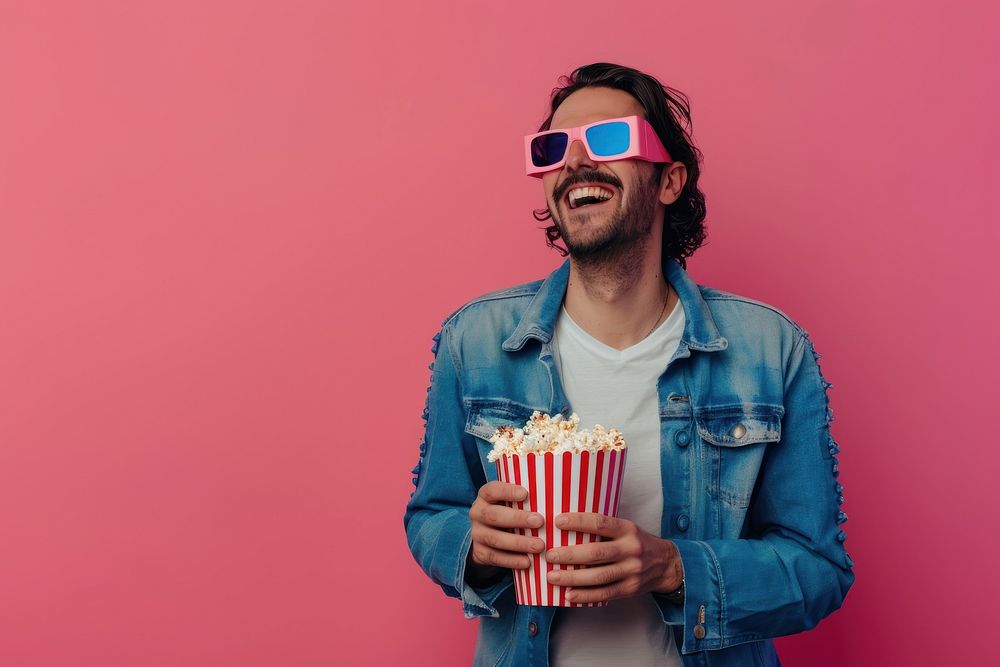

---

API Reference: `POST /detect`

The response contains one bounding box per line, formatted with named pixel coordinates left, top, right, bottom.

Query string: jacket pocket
left=464, top=398, right=548, bottom=478
left=695, top=403, right=784, bottom=509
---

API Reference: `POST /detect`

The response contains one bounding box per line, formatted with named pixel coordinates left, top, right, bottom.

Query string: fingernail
left=556, top=515, right=568, bottom=527
left=566, top=590, right=575, bottom=600
left=529, top=515, right=543, bottom=527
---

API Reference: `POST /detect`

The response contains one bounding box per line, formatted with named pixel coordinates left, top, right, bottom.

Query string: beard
left=550, top=168, right=659, bottom=269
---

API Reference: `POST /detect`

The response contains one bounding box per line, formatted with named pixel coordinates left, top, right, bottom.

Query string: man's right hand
left=467, top=481, right=546, bottom=577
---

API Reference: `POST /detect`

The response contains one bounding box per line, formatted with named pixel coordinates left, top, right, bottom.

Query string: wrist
left=660, top=576, right=685, bottom=603
left=656, top=538, right=685, bottom=599
left=465, top=551, right=506, bottom=587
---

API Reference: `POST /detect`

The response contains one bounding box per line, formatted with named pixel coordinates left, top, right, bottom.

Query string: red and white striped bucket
left=494, top=449, right=627, bottom=607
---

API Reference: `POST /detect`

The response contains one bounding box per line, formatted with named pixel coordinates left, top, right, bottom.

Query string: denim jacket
left=403, top=255, right=854, bottom=666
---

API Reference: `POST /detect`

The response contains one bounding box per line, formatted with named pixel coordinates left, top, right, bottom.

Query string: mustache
left=556, top=174, right=621, bottom=201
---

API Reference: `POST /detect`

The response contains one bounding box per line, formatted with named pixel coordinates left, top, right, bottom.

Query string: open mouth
left=566, top=185, right=616, bottom=210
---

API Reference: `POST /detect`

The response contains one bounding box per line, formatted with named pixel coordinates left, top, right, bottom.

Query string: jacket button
left=676, top=514, right=690, bottom=531
left=528, top=621, right=538, bottom=636
left=731, top=423, right=747, bottom=439
left=693, top=624, right=706, bottom=639
left=675, top=430, right=690, bottom=447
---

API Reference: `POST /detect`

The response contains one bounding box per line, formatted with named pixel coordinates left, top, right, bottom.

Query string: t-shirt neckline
left=558, top=297, right=683, bottom=361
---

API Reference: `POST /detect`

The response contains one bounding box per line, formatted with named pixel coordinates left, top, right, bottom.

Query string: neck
left=564, top=235, right=674, bottom=351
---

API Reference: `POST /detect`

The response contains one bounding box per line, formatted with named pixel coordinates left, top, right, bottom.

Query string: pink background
left=1, top=1, right=997, bottom=665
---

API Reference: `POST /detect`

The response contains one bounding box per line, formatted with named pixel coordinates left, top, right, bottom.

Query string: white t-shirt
left=548, top=294, right=685, bottom=667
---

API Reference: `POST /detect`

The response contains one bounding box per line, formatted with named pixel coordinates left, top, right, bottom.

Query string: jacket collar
left=502, top=255, right=728, bottom=353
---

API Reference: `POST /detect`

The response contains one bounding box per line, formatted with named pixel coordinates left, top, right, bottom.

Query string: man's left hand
left=544, top=512, right=684, bottom=604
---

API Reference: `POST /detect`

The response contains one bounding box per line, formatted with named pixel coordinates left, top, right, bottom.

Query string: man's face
left=542, top=86, right=663, bottom=263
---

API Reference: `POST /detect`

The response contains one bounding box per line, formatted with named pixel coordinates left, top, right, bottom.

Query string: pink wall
left=1, top=1, right=997, bottom=664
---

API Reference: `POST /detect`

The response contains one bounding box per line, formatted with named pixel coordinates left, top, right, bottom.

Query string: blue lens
left=531, top=132, right=568, bottom=167
left=585, top=121, right=630, bottom=156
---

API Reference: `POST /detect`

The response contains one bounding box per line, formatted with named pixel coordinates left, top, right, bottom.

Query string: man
left=404, top=62, right=854, bottom=666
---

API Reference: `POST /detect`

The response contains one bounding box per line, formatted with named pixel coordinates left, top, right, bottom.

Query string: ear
left=658, top=162, right=687, bottom=206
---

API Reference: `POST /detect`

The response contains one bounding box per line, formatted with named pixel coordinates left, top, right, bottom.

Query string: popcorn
left=486, top=411, right=626, bottom=463
left=490, top=410, right=629, bottom=607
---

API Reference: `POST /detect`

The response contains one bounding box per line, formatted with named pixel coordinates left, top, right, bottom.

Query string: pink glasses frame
left=524, top=115, right=673, bottom=178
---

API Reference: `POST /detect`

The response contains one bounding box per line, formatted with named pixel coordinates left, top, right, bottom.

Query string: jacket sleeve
left=403, top=320, right=515, bottom=619
left=653, top=329, right=855, bottom=654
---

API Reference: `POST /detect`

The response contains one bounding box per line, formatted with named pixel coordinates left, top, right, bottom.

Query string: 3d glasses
left=524, top=115, right=672, bottom=178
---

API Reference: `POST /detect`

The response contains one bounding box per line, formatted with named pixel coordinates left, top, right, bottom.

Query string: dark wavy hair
left=531, top=63, right=707, bottom=268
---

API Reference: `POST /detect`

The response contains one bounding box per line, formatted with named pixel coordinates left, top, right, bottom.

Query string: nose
left=563, top=137, right=597, bottom=172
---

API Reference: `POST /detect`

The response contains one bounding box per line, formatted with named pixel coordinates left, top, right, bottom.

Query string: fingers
left=471, top=543, right=533, bottom=570
left=545, top=540, right=623, bottom=566
left=469, top=481, right=546, bottom=570
left=478, top=480, right=529, bottom=504
left=470, top=529, right=545, bottom=569
left=546, top=563, right=641, bottom=604
left=554, top=511, right=625, bottom=537
left=472, top=522, right=545, bottom=556
left=561, top=581, right=633, bottom=605
left=546, top=561, right=634, bottom=588
left=472, top=482, right=544, bottom=530
left=472, top=501, right=544, bottom=530
left=470, top=522, right=545, bottom=569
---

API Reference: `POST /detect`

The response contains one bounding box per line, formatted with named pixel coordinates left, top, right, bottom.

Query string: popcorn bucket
left=494, top=449, right=627, bottom=607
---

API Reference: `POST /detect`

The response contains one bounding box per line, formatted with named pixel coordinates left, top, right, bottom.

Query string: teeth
left=568, top=186, right=614, bottom=208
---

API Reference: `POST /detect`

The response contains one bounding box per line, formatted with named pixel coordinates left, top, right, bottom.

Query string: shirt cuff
left=651, top=539, right=724, bottom=654
left=457, top=525, right=515, bottom=619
